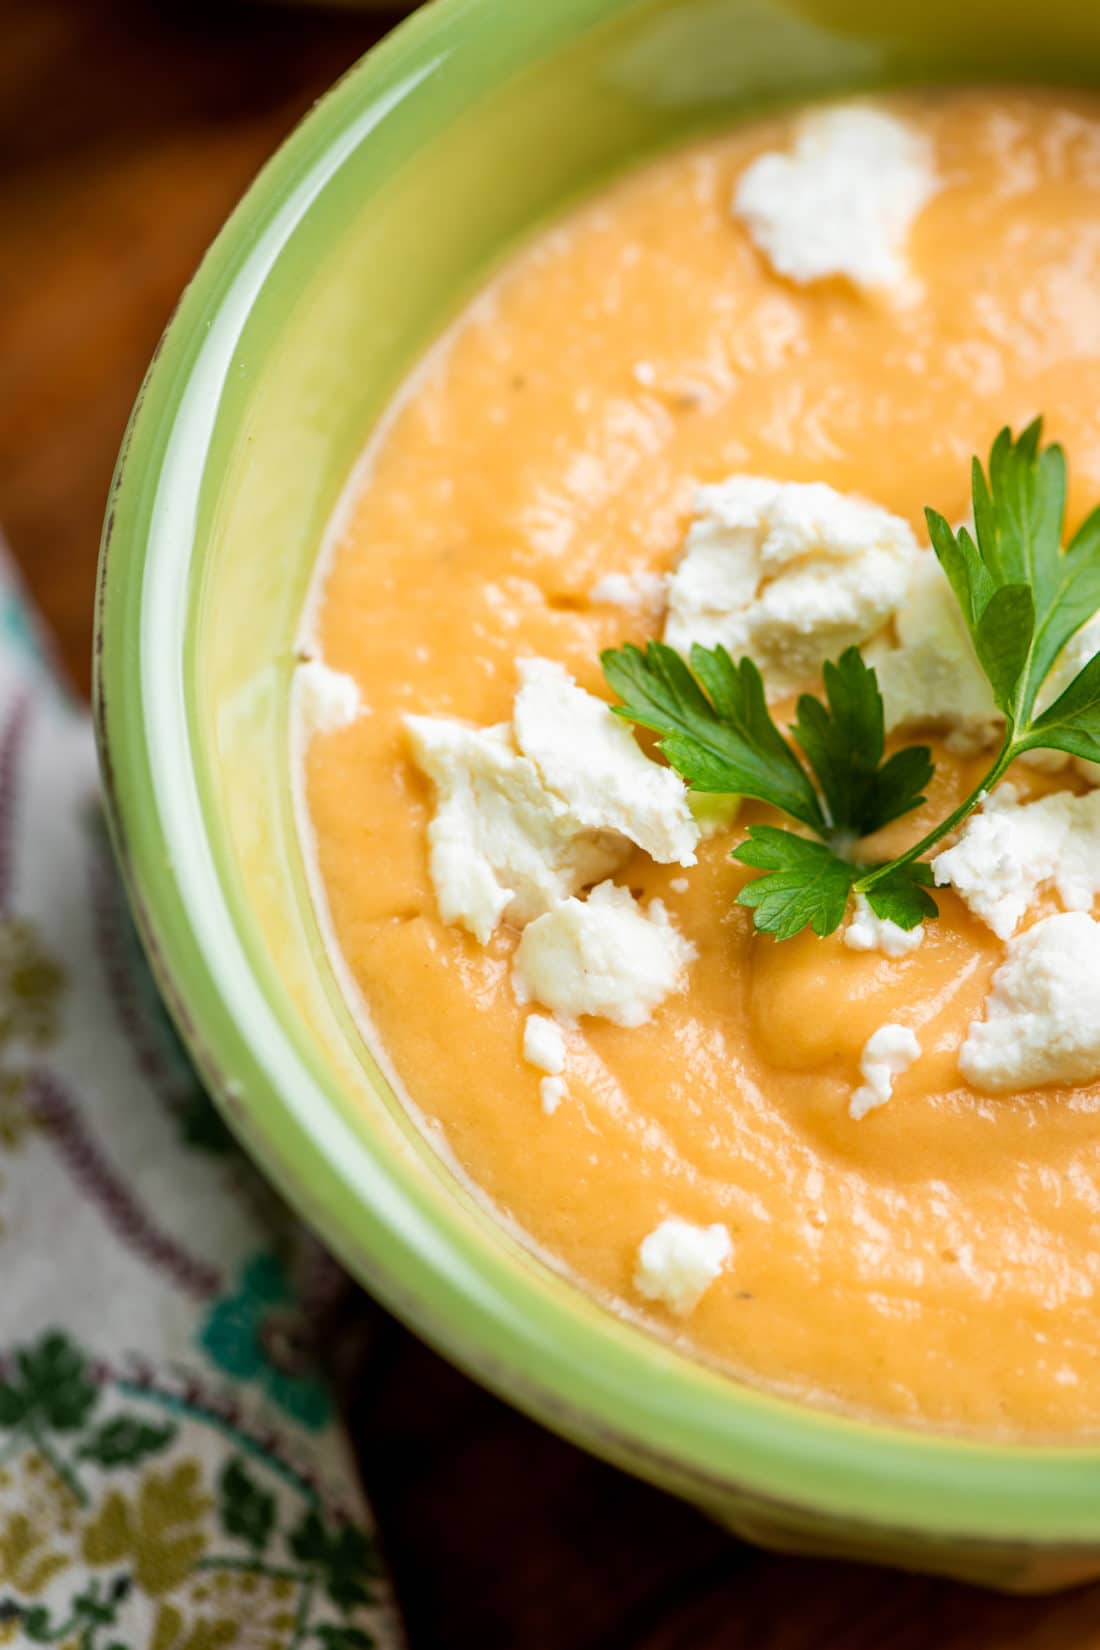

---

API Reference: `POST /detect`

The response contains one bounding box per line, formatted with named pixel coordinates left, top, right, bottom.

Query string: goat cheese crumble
left=634, top=1218, right=732, bottom=1315
left=873, top=565, right=1100, bottom=773
left=664, top=475, right=916, bottom=697
left=869, top=554, right=1000, bottom=750
left=589, top=569, right=668, bottom=614
left=539, top=1076, right=567, bottom=1115
left=844, top=893, right=924, bottom=958
left=406, top=660, right=699, bottom=943
left=733, top=105, right=937, bottom=292
left=522, top=1013, right=566, bottom=1075
left=849, top=1023, right=921, bottom=1120
left=513, top=658, right=698, bottom=866
left=1037, top=613, right=1100, bottom=787
left=294, top=658, right=363, bottom=737
left=512, top=881, right=695, bottom=1027
left=932, top=783, right=1100, bottom=940
left=404, top=718, right=625, bottom=944
left=960, top=912, right=1100, bottom=1092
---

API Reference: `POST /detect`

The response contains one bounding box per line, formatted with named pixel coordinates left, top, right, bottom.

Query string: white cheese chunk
left=522, top=1013, right=566, bottom=1075
left=589, top=569, right=668, bottom=614
left=931, top=783, right=1100, bottom=940
left=960, top=912, right=1100, bottom=1092
left=513, top=658, right=698, bottom=866
left=733, top=105, right=937, bottom=292
left=873, top=563, right=1100, bottom=770
left=870, top=554, right=999, bottom=749
left=405, top=718, right=626, bottom=945
left=844, top=893, right=924, bottom=958
left=539, top=1076, right=567, bottom=1115
left=407, top=658, right=700, bottom=943
left=294, top=658, right=363, bottom=736
left=1036, top=612, right=1100, bottom=787
left=664, top=476, right=916, bottom=697
left=1038, top=611, right=1100, bottom=709
left=512, top=881, right=695, bottom=1027
left=634, top=1218, right=732, bottom=1315
left=849, top=1023, right=920, bottom=1120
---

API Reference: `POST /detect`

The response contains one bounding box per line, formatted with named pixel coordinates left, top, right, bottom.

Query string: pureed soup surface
left=300, top=90, right=1100, bottom=1436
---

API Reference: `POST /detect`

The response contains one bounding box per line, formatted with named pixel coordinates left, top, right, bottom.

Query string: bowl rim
left=93, top=0, right=1100, bottom=1548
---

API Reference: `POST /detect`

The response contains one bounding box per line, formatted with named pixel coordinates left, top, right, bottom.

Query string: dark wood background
left=6, top=2, right=1100, bottom=1642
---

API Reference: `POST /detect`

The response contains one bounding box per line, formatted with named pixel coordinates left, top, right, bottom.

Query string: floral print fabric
left=0, top=555, right=400, bottom=1648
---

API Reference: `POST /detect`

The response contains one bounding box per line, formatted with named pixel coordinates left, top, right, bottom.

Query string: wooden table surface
left=5, top=3, right=1100, bottom=1643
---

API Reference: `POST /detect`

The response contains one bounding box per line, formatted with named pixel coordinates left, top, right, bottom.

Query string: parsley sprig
left=604, top=640, right=936, bottom=937
left=602, top=421, right=1100, bottom=940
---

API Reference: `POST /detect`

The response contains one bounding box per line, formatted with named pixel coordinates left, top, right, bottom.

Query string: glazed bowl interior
left=97, top=0, right=1100, bottom=1562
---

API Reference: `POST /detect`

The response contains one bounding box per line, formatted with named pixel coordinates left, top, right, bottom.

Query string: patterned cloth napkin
left=0, top=552, right=402, bottom=1649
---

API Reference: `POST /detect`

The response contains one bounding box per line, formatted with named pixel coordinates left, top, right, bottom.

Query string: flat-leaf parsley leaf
left=602, top=641, right=825, bottom=830
left=733, top=828, right=855, bottom=940
left=603, top=640, right=933, bottom=937
left=791, top=648, right=932, bottom=837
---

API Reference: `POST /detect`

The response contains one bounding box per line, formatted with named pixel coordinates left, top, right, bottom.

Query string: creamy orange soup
left=300, top=90, right=1100, bottom=1436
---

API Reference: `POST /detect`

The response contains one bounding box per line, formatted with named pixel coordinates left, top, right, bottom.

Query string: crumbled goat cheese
left=849, top=1023, right=920, bottom=1120
left=406, top=660, right=700, bottom=943
left=589, top=569, right=668, bottom=613
left=874, top=564, right=1100, bottom=770
left=405, top=718, right=626, bottom=945
left=931, top=783, right=1100, bottom=940
left=870, top=554, right=999, bottom=748
left=634, top=1218, right=732, bottom=1315
left=1037, top=612, right=1100, bottom=786
left=540, top=1076, right=567, bottom=1115
left=664, top=475, right=916, bottom=696
left=733, top=105, right=937, bottom=291
left=512, top=881, right=695, bottom=1027
left=522, top=1013, right=566, bottom=1075
left=294, top=658, right=363, bottom=736
left=844, top=893, right=924, bottom=958
left=1039, top=611, right=1100, bottom=709
left=960, top=912, right=1100, bottom=1092
left=513, top=658, right=698, bottom=866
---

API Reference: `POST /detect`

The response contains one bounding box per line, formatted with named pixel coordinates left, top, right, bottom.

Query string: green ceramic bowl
left=95, top=0, right=1100, bottom=1592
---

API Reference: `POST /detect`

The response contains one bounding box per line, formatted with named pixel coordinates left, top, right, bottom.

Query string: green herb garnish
left=603, top=639, right=936, bottom=937
left=602, top=420, right=1100, bottom=940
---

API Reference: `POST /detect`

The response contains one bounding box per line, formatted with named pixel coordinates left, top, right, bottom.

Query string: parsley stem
left=853, top=730, right=1020, bottom=895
